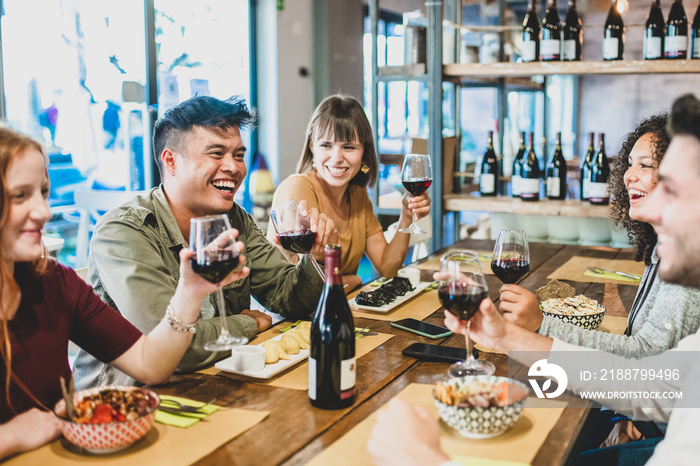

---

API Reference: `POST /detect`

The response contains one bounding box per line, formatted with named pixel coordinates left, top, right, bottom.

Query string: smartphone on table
left=401, top=342, right=467, bottom=363
left=391, top=318, right=452, bottom=339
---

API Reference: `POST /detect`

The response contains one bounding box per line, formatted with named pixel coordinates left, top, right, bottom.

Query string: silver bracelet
left=166, top=298, right=197, bottom=334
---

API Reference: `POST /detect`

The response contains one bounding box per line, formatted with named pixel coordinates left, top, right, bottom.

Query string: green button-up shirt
left=74, top=186, right=323, bottom=388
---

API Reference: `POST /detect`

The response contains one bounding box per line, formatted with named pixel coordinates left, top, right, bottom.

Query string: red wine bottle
left=580, top=132, right=595, bottom=201
left=511, top=132, right=526, bottom=198
left=645, top=0, right=666, bottom=60
left=520, top=132, right=541, bottom=202
left=522, top=0, right=541, bottom=62
left=546, top=132, right=567, bottom=200
left=589, top=133, right=610, bottom=205
left=541, top=0, right=562, bottom=61
left=479, top=131, right=499, bottom=197
left=603, top=0, right=625, bottom=60
left=691, top=2, right=700, bottom=59
left=665, top=0, right=689, bottom=59
left=562, top=0, right=582, bottom=61
left=309, top=245, right=355, bottom=409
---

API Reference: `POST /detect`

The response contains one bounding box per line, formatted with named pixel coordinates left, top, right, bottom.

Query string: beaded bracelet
left=166, top=299, right=197, bottom=334
left=611, top=415, right=631, bottom=423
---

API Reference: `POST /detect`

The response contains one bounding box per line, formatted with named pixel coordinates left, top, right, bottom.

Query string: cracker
left=536, top=279, right=575, bottom=302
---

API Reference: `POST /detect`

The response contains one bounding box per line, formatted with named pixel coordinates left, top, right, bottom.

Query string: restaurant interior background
left=2, top=0, right=699, bottom=280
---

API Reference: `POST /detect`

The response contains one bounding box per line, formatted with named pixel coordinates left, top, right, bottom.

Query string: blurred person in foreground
left=368, top=93, right=700, bottom=465
left=268, top=95, right=431, bottom=292
left=74, top=96, right=337, bottom=390
left=0, top=128, right=239, bottom=459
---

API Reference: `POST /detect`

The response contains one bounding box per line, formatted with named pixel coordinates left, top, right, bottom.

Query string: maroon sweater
left=1, top=261, right=141, bottom=422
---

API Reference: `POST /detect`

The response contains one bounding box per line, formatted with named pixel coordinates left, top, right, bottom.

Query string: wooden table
left=154, top=239, right=638, bottom=465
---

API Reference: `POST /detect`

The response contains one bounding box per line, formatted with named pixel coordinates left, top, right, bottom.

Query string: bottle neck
left=324, top=246, right=343, bottom=286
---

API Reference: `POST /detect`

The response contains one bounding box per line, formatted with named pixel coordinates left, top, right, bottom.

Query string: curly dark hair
left=610, top=113, right=670, bottom=264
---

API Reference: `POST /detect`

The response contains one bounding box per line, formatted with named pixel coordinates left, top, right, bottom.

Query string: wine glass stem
left=308, top=253, right=326, bottom=280
left=216, top=286, right=231, bottom=340
left=465, top=321, right=475, bottom=363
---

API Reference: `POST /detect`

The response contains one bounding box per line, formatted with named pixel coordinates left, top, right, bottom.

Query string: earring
left=360, top=163, right=370, bottom=174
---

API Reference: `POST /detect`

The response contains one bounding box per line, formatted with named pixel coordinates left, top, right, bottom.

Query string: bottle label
left=511, top=175, right=522, bottom=196
left=522, top=40, right=537, bottom=62
left=546, top=177, right=560, bottom=197
left=644, top=37, right=662, bottom=59
left=603, top=37, right=619, bottom=59
left=480, top=173, right=496, bottom=194
left=665, top=35, right=688, bottom=58
left=582, top=178, right=590, bottom=200
left=541, top=39, right=561, bottom=60
left=308, top=357, right=317, bottom=400
left=588, top=181, right=609, bottom=199
left=340, top=357, right=356, bottom=394
left=693, top=38, right=700, bottom=59
left=519, top=178, right=540, bottom=195
left=562, top=40, right=577, bottom=60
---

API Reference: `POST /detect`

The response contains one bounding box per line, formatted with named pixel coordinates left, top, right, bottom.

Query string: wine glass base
left=447, top=359, right=496, bottom=378
left=397, top=225, right=427, bottom=234
left=204, top=336, right=248, bottom=352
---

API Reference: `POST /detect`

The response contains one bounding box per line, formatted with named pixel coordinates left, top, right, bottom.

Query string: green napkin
left=155, top=395, right=220, bottom=428
left=583, top=269, right=640, bottom=283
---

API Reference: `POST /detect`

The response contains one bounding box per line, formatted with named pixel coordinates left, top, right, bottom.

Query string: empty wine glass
left=270, top=200, right=325, bottom=280
left=190, top=214, right=248, bottom=351
left=398, top=153, right=432, bottom=234
left=491, top=229, right=531, bottom=284
left=438, top=250, right=495, bottom=377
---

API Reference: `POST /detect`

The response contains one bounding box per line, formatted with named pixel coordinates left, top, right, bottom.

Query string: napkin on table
left=156, top=395, right=220, bottom=428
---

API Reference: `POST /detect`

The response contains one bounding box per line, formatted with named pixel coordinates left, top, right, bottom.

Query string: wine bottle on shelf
left=520, top=132, right=542, bottom=202
left=309, top=245, right=356, bottom=410
left=589, top=133, right=611, bottom=206
left=603, top=0, right=625, bottom=60
left=562, top=0, right=583, bottom=61
left=512, top=132, right=526, bottom=198
left=479, top=131, right=499, bottom=197
left=580, top=132, right=595, bottom=201
left=546, top=132, right=567, bottom=200
left=644, top=0, right=665, bottom=60
left=541, top=0, right=562, bottom=61
left=692, top=2, right=700, bottom=59
left=665, top=0, right=689, bottom=59
left=522, top=0, right=541, bottom=62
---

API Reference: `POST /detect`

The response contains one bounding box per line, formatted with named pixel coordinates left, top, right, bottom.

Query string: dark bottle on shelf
left=541, top=0, right=562, bottom=61
left=546, top=132, right=567, bottom=200
left=665, top=0, right=688, bottom=59
left=580, top=132, right=595, bottom=201
left=644, top=0, right=665, bottom=60
left=479, top=131, right=499, bottom=197
left=512, top=131, right=526, bottom=198
left=692, top=2, right=700, bottom=59
left=603, top=0, right=625, bottom=60
left=520, top=132, right=541, bottom=202
left=522, top=0, right=541, bottom=62
left=562, top=0, right=583, bottom=61
left=309, top=245, right=356, bottom=410
left=589, top=133, right=611, bottom=206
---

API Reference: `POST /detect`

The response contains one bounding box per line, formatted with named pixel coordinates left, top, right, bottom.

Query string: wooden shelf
left=444, top=59, right=700, bottom=79
left=443, top=194, right=610, bottom=218
left=377, top=65, right=427, bottom=82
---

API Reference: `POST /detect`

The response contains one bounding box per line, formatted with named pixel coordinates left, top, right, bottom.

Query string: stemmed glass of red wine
left=270, top=200, right=325, bottom=280
left=398, top=153, right=432, bottom=234
left=491, top=230, right=531, bottom=284
left=438, top=250, right=496, bottom=377
left=190, top=214, right=248, bottom=351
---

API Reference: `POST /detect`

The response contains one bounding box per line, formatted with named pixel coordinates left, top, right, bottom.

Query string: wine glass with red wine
left=398, top=153, right=432, bottom=234
left=438, top=250, right=495, bottom=377
left=270, top=200, right=325, bottom=280
left=190, top=214, right=248, bottom=351
left=491, top=230, right=531, bottom=284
